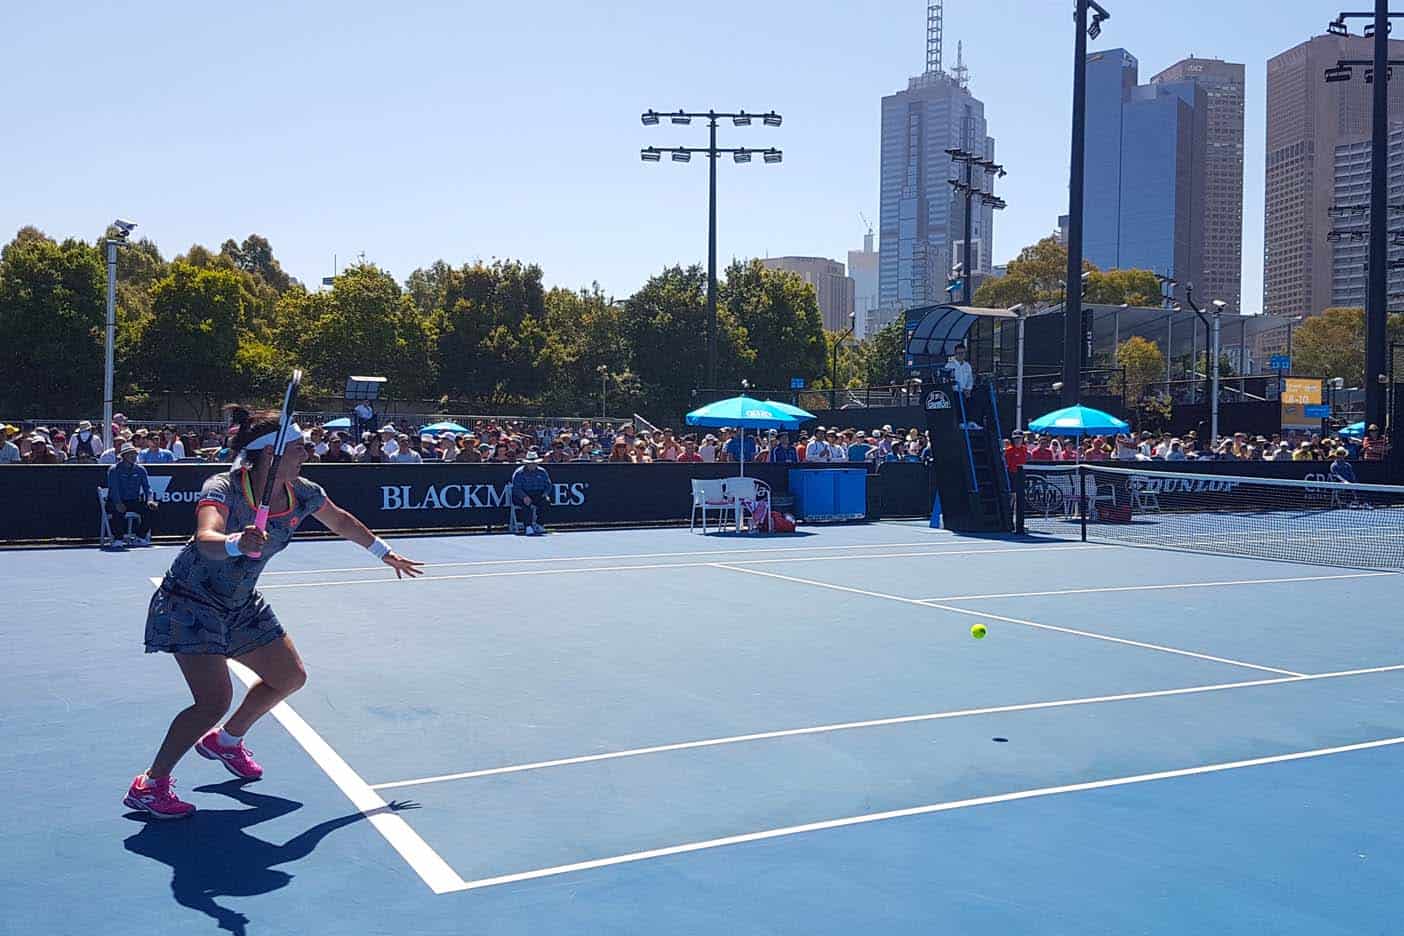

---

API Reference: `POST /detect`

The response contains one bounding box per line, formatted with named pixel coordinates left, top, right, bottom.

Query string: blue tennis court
left=5, top=521, right=1403, bottom=935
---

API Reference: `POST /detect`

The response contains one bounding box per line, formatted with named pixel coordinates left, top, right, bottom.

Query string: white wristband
left=225, top=533, right=244, bottom=558
left=368, top=537, right=391, bottom=560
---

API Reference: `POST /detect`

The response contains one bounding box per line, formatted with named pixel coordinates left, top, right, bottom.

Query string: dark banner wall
left=0, top=463, right=899, bottom=544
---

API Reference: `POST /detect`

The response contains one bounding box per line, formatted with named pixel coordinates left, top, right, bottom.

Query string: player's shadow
left=123, top=778, right=417, bottom=936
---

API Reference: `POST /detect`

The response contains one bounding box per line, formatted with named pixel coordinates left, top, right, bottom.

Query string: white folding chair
left=503, top=482, right=523, bottom=534
left=721, top=477, right=771, bottom=532
left=97, top=487, right=141, bottom=547
left=690, top=479, right=733, bottom=533
left=1129, top=476, right=1161, bottom=512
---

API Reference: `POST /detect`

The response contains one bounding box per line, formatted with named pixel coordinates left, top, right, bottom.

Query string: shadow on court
left=123, top=779, right=416, bottom=935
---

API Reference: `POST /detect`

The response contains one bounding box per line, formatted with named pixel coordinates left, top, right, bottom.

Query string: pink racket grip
left=247, top=507, right=271, bottom=559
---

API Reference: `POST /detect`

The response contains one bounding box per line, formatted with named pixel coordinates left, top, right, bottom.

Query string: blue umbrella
left=1027, top=404, right=1129, bottom=437
left=686, top=395, right=806, bottom=475
left=420, top=421, right=471, bottom=433
left=761, top=399, right=817, bottom=424
left=322, top=417, right=352, bottom=429
left=1340, top=421, right=1365, bottom=439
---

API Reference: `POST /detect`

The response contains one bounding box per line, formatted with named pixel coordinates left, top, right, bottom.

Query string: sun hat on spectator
left=2, top=424, right=18, bottom=438
left=29, top=433, right=48, bottom=444
left=380, top=423, right=397, bottom=433
left=118, top=442, right=139, bottom=456
left=522, top=450, right=542, bottom=463
left=77, top=420, right=93, bottom=432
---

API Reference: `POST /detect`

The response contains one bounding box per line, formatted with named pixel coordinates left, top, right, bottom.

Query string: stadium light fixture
left=671, top=150, right=691, bottom=162
left=733, top=149, right=752, bottom=164
left=732, top=112, right=752, bottom=126
left=762, top=148, right=783, bottom=164
left=1325, top=64, right=1353, bottom=82
left=761, top=112, right=783, bottom=127
left=1328, top=17, right=1349, bottom=35
left=670, top=111, right=692, bottom=125
left=641, top=147, right=662, bottom=162
left=641, top=110, right=660, bottom=126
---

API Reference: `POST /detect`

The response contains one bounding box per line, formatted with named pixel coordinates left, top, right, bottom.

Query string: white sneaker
left=525, top=526, right=539, bottom=536
left=532, top=524, right=545, bottom=535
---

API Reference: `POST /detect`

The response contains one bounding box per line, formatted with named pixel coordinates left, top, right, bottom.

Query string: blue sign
left=1270, top=354, right=1291, bottom=371
left=789, top=377, right=806, bottom=390
left=1304, top=404, right=1331, bottom=418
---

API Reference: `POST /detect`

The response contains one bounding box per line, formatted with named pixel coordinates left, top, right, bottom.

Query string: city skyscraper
left=847, top=229, right=880, bottom=337
left=876, top=2, right=995, bottom=332
left=1082, top=48, right=1206, bottom=294
left=759, top=256, right=856, bottom=332
left=1151, top=57, right=1245, bottom=312
left=1331, top=125, right=1404, bottom=309
left=1264, top=34, right=1404, bottom=318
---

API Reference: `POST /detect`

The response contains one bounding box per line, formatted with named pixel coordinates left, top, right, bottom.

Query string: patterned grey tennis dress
left=145, top=470, right=327, bottom=656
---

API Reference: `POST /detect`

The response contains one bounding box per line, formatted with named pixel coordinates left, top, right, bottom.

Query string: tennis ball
left=970, top=623, right=987, bottom=640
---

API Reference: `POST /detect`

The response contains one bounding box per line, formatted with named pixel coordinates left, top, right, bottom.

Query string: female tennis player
left=125, top=406, right=423, bottom=819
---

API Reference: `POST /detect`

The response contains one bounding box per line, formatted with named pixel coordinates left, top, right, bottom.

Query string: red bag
left=1098, top=504, right=1132, bottom=523
left=770, top=511, right=796, bottom=533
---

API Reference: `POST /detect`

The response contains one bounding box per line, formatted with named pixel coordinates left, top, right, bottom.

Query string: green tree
left=433, top=260, right=547, bottom=401
left=0, top=227, right=106, bottom=412
left=128, top=262, right=245, bottom=399
left=720, top=260, right=827, bottom=389
left=621, top=265, right=748, bottom=417
left=280, top=264, right=437, bottom=401
left=856, top=318, right=908, bottom=386
left=1085, top=269, right=1161, bottom=306
left=1292, top=307, right=1366, bottom=385
left=220, top=234, right=294, bottom=292
left=1114, top=335, right=1166, bottom=402
left=973, top=235, right=1161, bottom=310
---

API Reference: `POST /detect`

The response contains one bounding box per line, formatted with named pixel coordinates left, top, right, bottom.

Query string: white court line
left=369, top=663, right=1404, bottom=791
left=446, top=735, right=1404, bottom=891
left=255, top=544, right=1104, bottom=591
left=713, top=564, right=1305, bottom=677
left=256, top=538, right=967, bottom=578
left=225, top=661, right=466, bottom=894
left=917, top=571, right=1396, bottom=602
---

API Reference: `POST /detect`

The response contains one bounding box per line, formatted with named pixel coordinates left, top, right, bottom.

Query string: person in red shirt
left=1363, top=425, right=1390, bottom=461
left=1029, top=435, right=1056, bottom=461
left=1004, top=431, right=1030, bottom=474
left=676, top=438, right=704, bottom=463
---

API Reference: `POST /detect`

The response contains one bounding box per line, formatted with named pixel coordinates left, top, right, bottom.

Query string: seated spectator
left=49, top=430, right=70, bottom=462
left=1330, top=448, right=1357, bottom=482
left=1166, top=440, right=1187, bottom=461
left=378, top=424, right=401, bottom=457
left=138, top=433, right=176, bottom=464
left=510, top=450, right=553, bottom=535
left=110, top=412, right=128, bottom=440
left=0, top=425, right=20, bottom=463
left=321, top=432, right=354, bottom=463
left=634, top=438, right=655, bottom=463
left=657, top=430, right=682, bottom=462
left=24, top=434, right=59, bottom=463
left=846, top=433, right=873, bottom=462
left=162, top=426, right=185, bottom=459
left=805, top=430, right=834, bottom=462
left=545, top=437, right=570, bottom=464
left=105, top=443, right=157, bottom=543
left=677, top=437, right=703, bottom=462
left=69, top=420, right=103, bottom=462
left=698, top=434, right=719, bottom=463
left=391, top=434, right=423, bottom=463
left=724, top=430, right=758, bottom=463
left=1363, top=424, right=1390, bottom=461
left=308, top=426, right=329, bottom=458
left=770, top=431, right=798, bottom=464
left=454, top=436, right=482, bottom=463
left=358, top=432, right=387, bottom=463
left=1029, top=435, right=1055, bottom=461
left=435, top=433, right=458, bottom=460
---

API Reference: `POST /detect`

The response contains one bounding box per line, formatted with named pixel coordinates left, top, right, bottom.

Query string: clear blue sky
left=3, top=1, right=1341, bottom=314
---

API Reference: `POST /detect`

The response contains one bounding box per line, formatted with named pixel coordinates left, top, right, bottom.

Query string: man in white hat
left=510, top=449, right=553, bottom=535
left=69, top=419, right=103, bottom=462
left=106, top=442, right=158, bottom=543
left=378, top=423, right=400, bottom=457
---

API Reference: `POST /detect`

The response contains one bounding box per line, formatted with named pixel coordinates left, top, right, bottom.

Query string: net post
left=1014, top=466, right=1026, bottom=533
left=1079, top=464, right=1088, bottom=542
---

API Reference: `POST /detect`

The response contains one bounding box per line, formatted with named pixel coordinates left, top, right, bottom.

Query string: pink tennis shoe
left=124, top=774, right=196, bottom=819
left=195, top=730, right=264, bottom=780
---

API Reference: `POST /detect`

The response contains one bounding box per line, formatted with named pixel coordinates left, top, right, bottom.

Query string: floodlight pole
left=104, top=239, right=117, bottom=444
left=1063, top=0, right=1110, bottom=406
left=640, top=109, right=782, bottom=390
left=1369, top=0, right=1390, bottom=429
left=1211, top=309, right=1222, bottom=444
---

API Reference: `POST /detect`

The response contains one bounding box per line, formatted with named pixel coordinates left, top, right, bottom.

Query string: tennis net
left=1016, top=463, right=1404, bottom=571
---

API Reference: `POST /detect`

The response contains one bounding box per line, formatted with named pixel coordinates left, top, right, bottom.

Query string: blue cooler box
left=788, top=468, right=867, bottom=522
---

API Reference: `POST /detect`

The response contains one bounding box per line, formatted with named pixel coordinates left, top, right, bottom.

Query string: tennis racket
left=248, top=369, right=303, bottom=558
